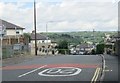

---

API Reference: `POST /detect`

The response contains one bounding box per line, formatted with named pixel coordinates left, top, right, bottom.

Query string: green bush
left=57, top=40, right=69, bottom=54
left=96, top=44, right=105, bottom=54
left=91, top=49, right=96, bottom=55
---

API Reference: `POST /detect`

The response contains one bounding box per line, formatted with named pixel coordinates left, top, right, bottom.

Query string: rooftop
left=0, top=19, right=25, bottom=29
left=31, top=33, right=50, bottom=40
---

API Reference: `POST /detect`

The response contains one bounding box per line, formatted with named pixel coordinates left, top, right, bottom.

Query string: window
left=42, top=40, right=44, bottom=43
left=16, top=30, right=19, bottom=34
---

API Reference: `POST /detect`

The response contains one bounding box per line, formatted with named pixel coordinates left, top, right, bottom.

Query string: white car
left=79, top=51, right=84, bottom=55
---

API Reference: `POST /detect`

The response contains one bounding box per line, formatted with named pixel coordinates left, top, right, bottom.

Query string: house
left=76, top=43, right=95, bottom=54
left=113, top=33, right=120, bottom=56
left=30, top=31, right=53, bottom=55
left=0, top=19, right=30, bottom=58
left=31, top=31, right=51, bottom=45
left=0, top=19, right=25, bottom=45
left=104, top=34, right=118, bottom=55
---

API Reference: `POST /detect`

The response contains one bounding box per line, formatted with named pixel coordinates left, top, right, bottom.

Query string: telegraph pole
left=93, top=29, right=95, bottom=45
left=46, top=23, right=48, bottom=55
left=34, top=0, right=37, bottom=56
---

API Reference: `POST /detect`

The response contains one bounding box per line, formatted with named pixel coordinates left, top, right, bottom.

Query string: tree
left=23, top=33, right=31, bottom=43
left=91, top=49, right=96, bottom=55
left=96, top=44, right=105, bottom=54
left=58, top=40, right=69, bottom=54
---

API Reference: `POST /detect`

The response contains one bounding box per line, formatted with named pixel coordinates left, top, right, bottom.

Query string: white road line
left=94, top=68, right=101, bottom=82
left=18, top=65, right=47, bottom=78
left=91, top=68, right=99, bottom=83
left=67, top=55, right=98, bottom=56
left=100, top=54, right=106, bottom=81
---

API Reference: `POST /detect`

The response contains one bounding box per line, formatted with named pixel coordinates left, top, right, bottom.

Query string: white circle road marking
left=38, top=67, right=82, bottom=77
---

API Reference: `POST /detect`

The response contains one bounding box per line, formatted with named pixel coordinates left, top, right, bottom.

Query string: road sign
left=0, top=25, right=6, bottom=37
left=0, top=25, right=2, bottom=37
left=38, top=67, right=82, bottom=76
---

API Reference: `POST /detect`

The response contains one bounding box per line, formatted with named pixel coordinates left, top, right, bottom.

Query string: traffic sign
left=0, top=25, right=6, bottom=37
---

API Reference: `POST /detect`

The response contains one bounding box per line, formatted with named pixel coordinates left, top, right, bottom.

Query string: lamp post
left=45, top=21, right=59, bottom=55
left=41, top=20, right=62, bottom=55
left=45, top=21, right=53, bottom=55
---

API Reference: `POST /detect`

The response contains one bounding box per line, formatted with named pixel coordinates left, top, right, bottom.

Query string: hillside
left=40, top=31, right=117, bottom=45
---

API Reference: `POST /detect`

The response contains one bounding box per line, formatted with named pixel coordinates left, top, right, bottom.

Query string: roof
left=0, top=19, right=25, bottom=29
left=78, top=43, right=94, bottom=48
left=31, top=33, right=49, bottom=40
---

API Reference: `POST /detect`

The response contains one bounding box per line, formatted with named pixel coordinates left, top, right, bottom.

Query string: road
left=2, top=55, right=103, bottom=82
left=103, top=54, right=118, bottom=83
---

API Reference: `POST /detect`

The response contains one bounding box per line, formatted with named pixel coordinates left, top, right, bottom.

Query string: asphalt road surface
left=103, top=54, right=118, bottom=82
left=2, top=55, right=103, bottom=82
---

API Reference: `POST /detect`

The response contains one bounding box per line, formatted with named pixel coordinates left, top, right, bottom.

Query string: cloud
left=0, top=0, right=118, bottom=32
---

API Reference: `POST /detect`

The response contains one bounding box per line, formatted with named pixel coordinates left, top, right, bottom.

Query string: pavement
left=102, top=54, right=119, bottom=83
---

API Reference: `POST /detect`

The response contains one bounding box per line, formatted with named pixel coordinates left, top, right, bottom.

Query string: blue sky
left=0, top=0, right=63, bottom=2
left=1, top=0, right=63, bottom=8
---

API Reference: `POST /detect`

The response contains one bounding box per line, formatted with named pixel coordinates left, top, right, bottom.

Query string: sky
left=0, top=0, right=119, bottom=32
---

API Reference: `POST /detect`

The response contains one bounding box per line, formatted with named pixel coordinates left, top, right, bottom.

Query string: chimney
left=32, top=30, right=35, bottom=34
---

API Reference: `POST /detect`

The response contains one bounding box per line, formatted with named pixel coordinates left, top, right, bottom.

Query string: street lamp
left=45, top=21, right=52, bottom=55
left=45, top=21, right=62, bottom=55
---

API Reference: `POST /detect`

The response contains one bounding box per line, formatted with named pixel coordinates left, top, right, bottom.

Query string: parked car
left=79, top=51, right=84, bottom=55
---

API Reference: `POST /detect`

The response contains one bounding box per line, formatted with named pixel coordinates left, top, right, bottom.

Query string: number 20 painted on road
left=38, top=67, right=82, bottom=76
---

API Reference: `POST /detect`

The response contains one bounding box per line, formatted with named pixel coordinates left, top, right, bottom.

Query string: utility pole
left=93, top=29, right=95, bottom=45
left=46, top=23, right=48, bottom=55
left=34, top=0, right=37, bottom=56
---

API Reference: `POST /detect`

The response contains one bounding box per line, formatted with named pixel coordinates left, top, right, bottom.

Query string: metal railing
left=2, top=45, right=30, bottom=59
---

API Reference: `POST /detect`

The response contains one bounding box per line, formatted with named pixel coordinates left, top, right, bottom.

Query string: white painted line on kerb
left=94, top=68, right=101, bottom=82
left=68, top=55, right=98, bottom=56
left=91, top=68, right=99, bottom=83
left=18, top=65, right=47, bottom=78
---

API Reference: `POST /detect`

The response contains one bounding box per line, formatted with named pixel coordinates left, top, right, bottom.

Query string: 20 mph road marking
left=18, top=65, right=47, bottom=78
left=38, top=67, right=82, bottom=77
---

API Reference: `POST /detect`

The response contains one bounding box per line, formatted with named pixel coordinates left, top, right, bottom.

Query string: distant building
left=75, top=43, right=95, bottom=54
left=104, top=33, right=119, bottom=55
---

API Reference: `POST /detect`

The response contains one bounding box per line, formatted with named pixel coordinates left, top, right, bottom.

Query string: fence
left=2, top=44, right=30, bottom=59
